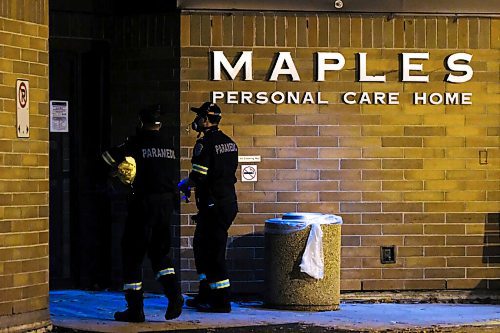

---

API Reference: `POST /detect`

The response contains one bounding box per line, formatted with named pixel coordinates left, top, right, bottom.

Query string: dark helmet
left=139, top=104, right=162, bottom=125
left=190, top=102, right=221, bottom=118
left=190, top=102, right=222, bottom=133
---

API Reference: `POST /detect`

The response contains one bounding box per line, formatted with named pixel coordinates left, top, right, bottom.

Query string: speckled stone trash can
left=264, top=213, right=342, bottom=311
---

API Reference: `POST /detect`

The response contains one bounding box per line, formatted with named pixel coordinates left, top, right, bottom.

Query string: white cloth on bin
left=299, top=223, right=325, bottom=279
left=265, top=213, right=342, bottom=280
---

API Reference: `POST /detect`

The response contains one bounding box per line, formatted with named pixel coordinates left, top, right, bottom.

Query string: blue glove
left=178, top=178, right=191, bottom=203
left=178, top=178, right=191, bottom=192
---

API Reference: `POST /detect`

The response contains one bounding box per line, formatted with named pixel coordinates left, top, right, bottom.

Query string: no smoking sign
left=241, top=165, right=257, bottom=182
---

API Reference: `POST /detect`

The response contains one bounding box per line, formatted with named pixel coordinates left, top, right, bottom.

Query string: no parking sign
left=241, top=165, right=257, bottom=182
left=16, top=79, right=29, bottom=138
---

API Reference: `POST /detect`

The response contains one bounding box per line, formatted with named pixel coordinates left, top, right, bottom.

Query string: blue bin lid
left=265, top=213, right=342, bottom=234
left=281, top=212, right=324, bottom=221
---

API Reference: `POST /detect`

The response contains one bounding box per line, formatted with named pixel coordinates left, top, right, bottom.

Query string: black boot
left=114, top=290, right=145, bottom=322
left=196, top=287, right=231, bottom=313
left=159, top=274, right=184, bottom=320
left=186, top=279, right=210, bottom=308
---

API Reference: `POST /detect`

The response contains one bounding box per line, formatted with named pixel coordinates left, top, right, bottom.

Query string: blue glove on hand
left=178, top=178, right=191, bottom=203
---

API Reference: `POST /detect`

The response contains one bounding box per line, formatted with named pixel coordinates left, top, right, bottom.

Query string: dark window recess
left=380, top=246, right=396, bottom=264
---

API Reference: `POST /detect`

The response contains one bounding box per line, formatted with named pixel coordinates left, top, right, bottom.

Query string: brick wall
left=179, top=13, right=499, bottom=293
left=0, top=0, right=51, bottom=331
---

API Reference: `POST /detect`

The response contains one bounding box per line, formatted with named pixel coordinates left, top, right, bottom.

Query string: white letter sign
left=317, top=52, right=345, bottom=81
left=213, top=51, right=253, bottom=81
left=269, top=52, right=300, bottom=81
left=446, top=53, right=473, bottom=83
left=402, top=53, right=429, bottom=82
left=358, top=53, right=386, bottom=82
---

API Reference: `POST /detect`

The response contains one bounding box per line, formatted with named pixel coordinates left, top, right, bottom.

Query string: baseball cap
left=190, top=102, right=221, bottom=117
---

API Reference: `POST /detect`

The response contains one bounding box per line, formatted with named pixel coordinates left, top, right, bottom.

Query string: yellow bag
left=117, top=156, right=136, bottom=185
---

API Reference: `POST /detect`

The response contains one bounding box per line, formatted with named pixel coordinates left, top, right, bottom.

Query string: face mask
left=191, top=115, right=205, bottom=132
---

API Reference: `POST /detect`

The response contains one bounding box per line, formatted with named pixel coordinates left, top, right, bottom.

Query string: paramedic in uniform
left=178, top=102, right=238, bottom=313
left=102, top=105, right=183, bottom=322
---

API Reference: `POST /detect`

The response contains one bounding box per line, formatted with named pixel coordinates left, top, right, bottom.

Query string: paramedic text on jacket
left=102, top=104, right=183, bottom=322
left=179, top=101, right=239, bottom=313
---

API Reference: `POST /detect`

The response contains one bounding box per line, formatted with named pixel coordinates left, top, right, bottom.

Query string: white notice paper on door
left=50, top=100, right=69, bottom=133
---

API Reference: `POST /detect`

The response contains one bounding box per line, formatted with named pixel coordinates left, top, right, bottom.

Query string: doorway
left=49, top=39, right=112, bottom=290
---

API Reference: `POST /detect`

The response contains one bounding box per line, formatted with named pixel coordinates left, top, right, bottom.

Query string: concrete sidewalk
left=50, top=290, right=500, bottom=333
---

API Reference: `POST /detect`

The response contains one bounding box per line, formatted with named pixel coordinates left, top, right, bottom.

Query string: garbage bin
left=264, top=212, right=342, bottom=311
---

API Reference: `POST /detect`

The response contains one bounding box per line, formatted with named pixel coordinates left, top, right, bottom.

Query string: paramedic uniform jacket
left=107, top=129, right=177, bottom=196
left=190, top=127, right=238, bottom=209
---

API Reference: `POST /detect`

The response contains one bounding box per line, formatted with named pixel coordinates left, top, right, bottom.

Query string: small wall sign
left=16, top=79, right=29, bottom=138
left=241, top=165, right=258, bottom=182
left=238, top=155, right=261, bottom=163
left=50, top=100, right=69, bottom=133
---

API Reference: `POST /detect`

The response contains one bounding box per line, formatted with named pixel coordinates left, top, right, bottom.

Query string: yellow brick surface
left=1, top=2, right=50, bottom=328
left=492, top=19, right=500, bottom=48
left=180, top=13, right=500, bottom=292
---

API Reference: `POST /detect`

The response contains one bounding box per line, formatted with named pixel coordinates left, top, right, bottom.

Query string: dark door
left=49, top=39, right=112, bottom=290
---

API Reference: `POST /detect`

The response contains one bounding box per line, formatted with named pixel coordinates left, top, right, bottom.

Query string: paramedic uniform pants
left=122, top=193, right=174, bottom=283
left=193, top=201, right=238, bottom=283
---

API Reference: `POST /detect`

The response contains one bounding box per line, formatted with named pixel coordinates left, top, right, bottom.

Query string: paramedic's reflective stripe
left=102, top=151, right=116, bottom=166
left=199, top=273, right=207, bottom=281
left=192, top=164, right=208, bottom=175
left=210, top=279, right=230, bottom=289
left=123, top=282, right=142, bottom=291
left=156, top=268, right=175, bottom=279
